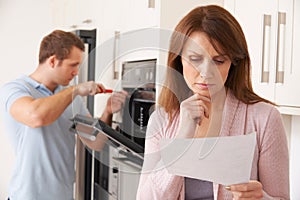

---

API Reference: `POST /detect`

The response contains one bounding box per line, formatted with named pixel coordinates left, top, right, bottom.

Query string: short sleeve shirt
left=0, top=75, right=90, bottom=200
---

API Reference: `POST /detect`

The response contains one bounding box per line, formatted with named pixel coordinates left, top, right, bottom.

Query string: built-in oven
left=73, top=31, right=157, bottom=198
left=96, top=58, right=156, bottom=200
left=74, top=28, right=157, bottom=200
left=120, top=88, right=155, bottom=149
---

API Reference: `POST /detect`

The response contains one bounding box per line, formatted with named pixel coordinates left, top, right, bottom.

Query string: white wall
left=0, top=0, right=53, bottom=199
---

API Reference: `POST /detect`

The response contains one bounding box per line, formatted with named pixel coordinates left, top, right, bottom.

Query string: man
left=0, top=30, right=127, bottom=200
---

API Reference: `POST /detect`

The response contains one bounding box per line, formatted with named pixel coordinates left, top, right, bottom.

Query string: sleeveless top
left=185, top=177, right=214, bottom=200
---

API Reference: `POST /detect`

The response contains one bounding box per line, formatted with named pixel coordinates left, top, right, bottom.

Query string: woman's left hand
left=226, top=180, right=263, bottom=200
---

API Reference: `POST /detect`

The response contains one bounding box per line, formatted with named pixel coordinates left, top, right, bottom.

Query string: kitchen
left=0, top=0, right=299, bottom=199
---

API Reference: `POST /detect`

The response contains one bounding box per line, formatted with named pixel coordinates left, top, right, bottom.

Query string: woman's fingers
left=226, top=180, right=263, bottom=199
left=181, top=93, right=210, bottom=120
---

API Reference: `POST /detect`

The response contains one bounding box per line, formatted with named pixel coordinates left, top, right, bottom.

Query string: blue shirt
left=0, top=75, right=89, bottom=200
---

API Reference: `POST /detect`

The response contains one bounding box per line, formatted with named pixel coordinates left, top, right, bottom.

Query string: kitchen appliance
left=117, top=59, right=157, bottom=149
left=75, top=28, right=157, bottom=200
left=93, top=58, right=157, bottom=200
left=112, top=58, right=156, bottom=200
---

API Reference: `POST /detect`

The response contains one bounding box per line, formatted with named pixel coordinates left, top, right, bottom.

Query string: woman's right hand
left=226, top=180, right=264, bottom=200
left=176, top=93, right=210, bottom=138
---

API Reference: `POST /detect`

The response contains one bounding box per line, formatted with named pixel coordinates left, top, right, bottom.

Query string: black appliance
left=118, top=59, right=157, bottom=150
left=93, top=58, right=157, bottom=200
left=120, top=87, right=155, bottom=149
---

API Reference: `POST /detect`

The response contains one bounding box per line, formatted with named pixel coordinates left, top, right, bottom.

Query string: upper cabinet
left=51, top=0, right=97, bottom=30
left=281, top=0, right=300, bottom=108
left=51, top=0, right=160, bottom=76
left=51, top=0, right=159, bottom=34
left=224, top=0, right=300, bottom=114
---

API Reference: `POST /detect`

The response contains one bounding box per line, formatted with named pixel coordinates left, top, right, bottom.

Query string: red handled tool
left=98, top=85, right=113, bottom=94
left=104, top=89, right=113, bottom=93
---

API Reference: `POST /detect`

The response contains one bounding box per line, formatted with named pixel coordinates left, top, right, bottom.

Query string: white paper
left=159, top=132, right=256, bottom=185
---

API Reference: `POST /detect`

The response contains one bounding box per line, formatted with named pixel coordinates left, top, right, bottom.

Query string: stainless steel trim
left=261, top=14, right=271, bottom=83
left=90, top=150, right=95, bottom=200
left=276, top=12, right=286, bottom=83
left=148, top=0, right=155, bottom=8
left=75, top=139, right=86, bottom=200
left=113, top=31, right=120, bottom=79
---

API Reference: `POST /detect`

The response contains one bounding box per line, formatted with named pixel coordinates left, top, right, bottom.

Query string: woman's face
left=181, top=31, right=231, bottom=98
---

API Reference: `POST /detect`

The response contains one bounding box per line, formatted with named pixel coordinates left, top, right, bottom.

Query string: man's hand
left=74, top=81, right=106, bottom=96
left=100, top=90, right=128, bottom=125
left=105, top=90, right=128, bottom=115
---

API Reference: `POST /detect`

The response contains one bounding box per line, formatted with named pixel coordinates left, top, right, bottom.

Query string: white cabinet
left=224, top=0, right=300, bottom=111
left=118, top=0, right=159, bottom=32
left=51, top=0, right=97, bottom=30
left=280, top=0, right=300, bottom=107
left=93, top=0, right=160, bottom=93
left=95, top=0, right=159, bottom=44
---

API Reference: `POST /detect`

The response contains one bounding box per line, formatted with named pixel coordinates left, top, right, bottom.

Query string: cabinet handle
left=113, top=31, right=120, bottom=79
left=261, top=14, right=271, bottom=83
left=276, top=12, right=286, bottom=83
left=148, top=0, right=155, bottom=8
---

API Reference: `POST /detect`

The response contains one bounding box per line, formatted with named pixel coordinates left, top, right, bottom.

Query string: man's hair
left=38, top=30, right=85, bottom=64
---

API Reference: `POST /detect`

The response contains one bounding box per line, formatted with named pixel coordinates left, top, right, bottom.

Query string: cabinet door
left=52, top=0, right=97, bottom=30
left=96, top=0, right=159, bottom=44
left=275, top=0, right=300, bottom=107
left=120, top=0, right=159, bottom=32
left=116, top=0, right=160, bottom=63
left=234, top=0, right=278, bottom=102
left=227, top=0, right=295, bottom=107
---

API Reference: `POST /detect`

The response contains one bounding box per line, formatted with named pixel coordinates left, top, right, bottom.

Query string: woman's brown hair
left=158, top=5, right=274, bottom=122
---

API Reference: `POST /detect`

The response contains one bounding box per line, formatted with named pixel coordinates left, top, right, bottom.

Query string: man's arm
left=10, top=86, right=75, bottom=128
left=10, top=81, right=103, bottom=128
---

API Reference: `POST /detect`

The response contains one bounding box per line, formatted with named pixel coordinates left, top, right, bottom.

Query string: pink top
left=136, top=91, right=289, bottom=200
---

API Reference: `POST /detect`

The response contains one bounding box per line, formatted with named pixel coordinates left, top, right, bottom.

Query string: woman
left=136, top=5, right=289, bottom=200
